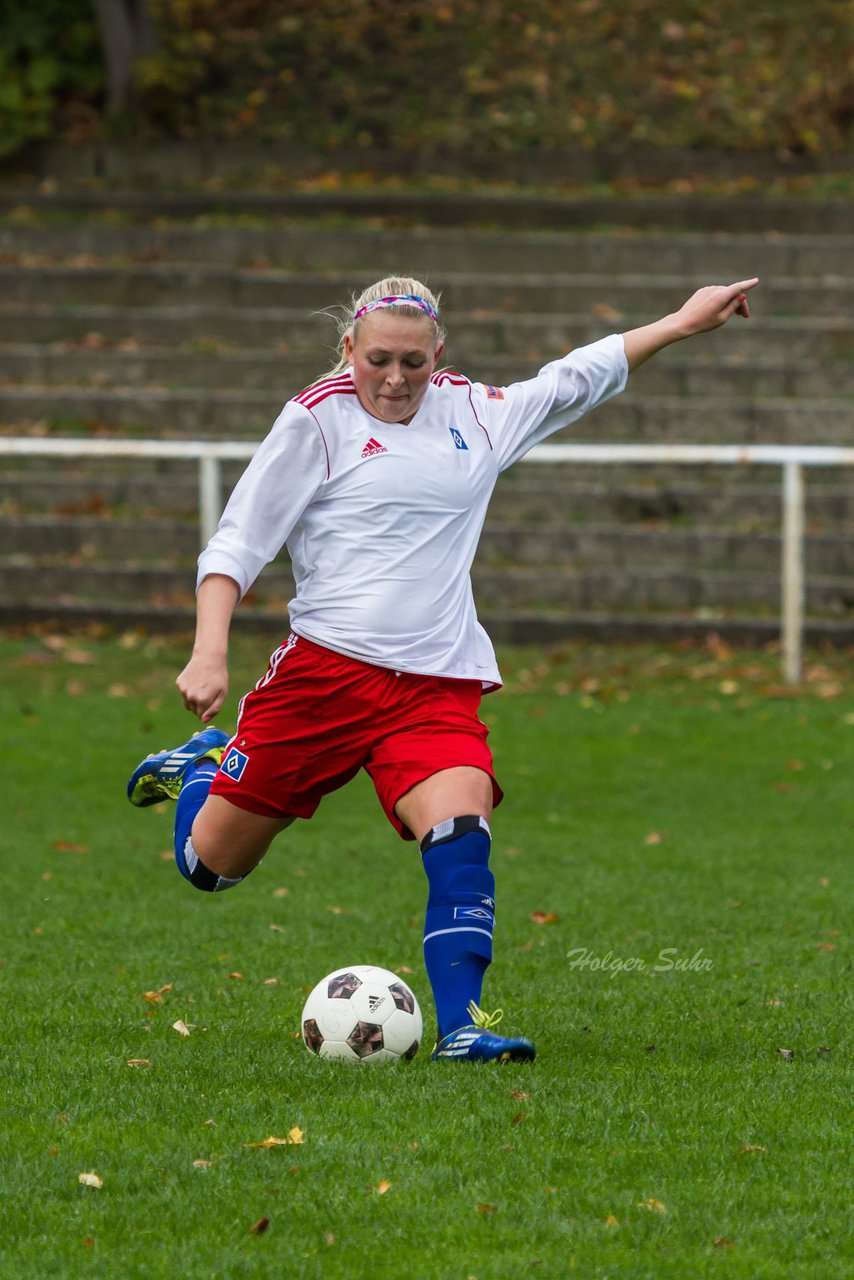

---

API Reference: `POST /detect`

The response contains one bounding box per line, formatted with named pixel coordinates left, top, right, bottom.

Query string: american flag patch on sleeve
left=485, top=385, right=505, bottom=400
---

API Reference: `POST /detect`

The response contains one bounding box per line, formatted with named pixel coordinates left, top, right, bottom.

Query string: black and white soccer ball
left=301, top=965, right=422, bottom=1064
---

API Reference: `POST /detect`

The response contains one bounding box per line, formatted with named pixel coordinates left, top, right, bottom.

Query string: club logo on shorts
left=449, top=427, right=468, bottom=450
left=221, top=746, right=249, bottom=782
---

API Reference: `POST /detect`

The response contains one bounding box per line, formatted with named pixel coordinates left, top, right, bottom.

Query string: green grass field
left=1, top=630, right=850, bottom=1279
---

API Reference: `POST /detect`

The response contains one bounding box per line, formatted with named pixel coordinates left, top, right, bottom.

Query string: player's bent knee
left=180, top=835, right=249, bottom=892
left=187, top=797, right=294, bottom=887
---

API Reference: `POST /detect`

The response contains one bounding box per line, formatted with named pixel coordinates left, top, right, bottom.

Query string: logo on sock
left=221, top=746, right=249, bottom=782
left=454, top=906, right=494, bottom=923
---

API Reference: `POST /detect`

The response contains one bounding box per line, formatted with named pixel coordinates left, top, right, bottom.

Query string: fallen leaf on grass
left=172, top=1020, right=191, bottom=1037
left=777, top=1047, right=795, bottom=1059
left=637, top=1198, right=666, bottom=1214
left=52, top=841, right=90, bottom=854
left=192, top=1159, right=212, bottom=1169
left=249, top=1216, right=270, bottom=1235
left=269, top=924, right=285, bottom=933
left=509, top=1090, right=530, bottom=1101
left=476, top=1203, right=497, bottom=1214
left=142, top=984, right=173, bottom=1004
left=739, top=1144, right=766, bottom=1153
left=78, top=1172, right=103, bottom=1189
left=228, top=972, right=245, bottom=980
left=126, top=1059, right=150, bottom=1068
left=245, top=1128, right=304, bottom=1148
left=272, top=886, right=289, bottom=897
left=644, top=830, right=667, bottom=845
left=530, top=911, right=559, bottom=925
left=263, top=978, right=279, bottom=986
left=510, top=1111, right=526, bottom=1126
left=375, top=1180, right=391, bottom=1195
left=814, top=942, right=836, bottom=951
left=714, top=1237, right=735, bottom=1249
left=65, top=649, right=95, bottom=665
left=604, top=1214, right=619, bottom=1227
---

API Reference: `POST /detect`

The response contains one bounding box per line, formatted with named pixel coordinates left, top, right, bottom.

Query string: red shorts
left=209, top=633, right=503, bottom=840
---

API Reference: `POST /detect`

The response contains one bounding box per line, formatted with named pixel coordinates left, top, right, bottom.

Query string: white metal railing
left=2, top=436, right=854, bottom=683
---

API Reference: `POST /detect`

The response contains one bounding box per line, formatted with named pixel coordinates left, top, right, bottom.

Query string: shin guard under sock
left=421, top=815, right=495, bottom=1039
left=173, top=759, right=242, bottom=892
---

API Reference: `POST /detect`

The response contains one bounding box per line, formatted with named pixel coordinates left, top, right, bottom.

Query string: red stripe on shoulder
left=295, top=373, right=353, bottom=401
left=431, top=369, right=472, bottom=388
left=296, top=376, right=359, bottom=412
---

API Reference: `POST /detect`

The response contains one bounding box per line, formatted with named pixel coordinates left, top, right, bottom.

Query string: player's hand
left=176, top=653, right=229, bottom=723
left=676, top=278, right=759, bottom=336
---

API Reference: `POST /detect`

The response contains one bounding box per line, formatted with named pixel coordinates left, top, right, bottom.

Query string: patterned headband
left=353, top=294, right=439, bottom=325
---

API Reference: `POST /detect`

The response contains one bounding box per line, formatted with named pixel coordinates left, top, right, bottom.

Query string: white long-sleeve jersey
left=197, top=333, right=628, bottom=687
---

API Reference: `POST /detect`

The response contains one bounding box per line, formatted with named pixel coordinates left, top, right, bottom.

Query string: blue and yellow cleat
left=432, top=1001, right=536, bottom=1063
left=127, top=727, right=229, bottom=808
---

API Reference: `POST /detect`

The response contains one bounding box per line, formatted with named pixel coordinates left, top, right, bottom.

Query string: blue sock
left=173, top=760, right=241, bottom=892
left=421, top=815, right=495, bottom=1040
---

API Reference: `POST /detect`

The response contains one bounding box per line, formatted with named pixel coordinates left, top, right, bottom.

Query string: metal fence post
left=199, top=451, right=221, bottom=548
left=781, top=460, right=805, bottom=684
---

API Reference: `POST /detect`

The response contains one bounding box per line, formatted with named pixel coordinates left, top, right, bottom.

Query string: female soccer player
left=128, top=272, right=758, bottom=1062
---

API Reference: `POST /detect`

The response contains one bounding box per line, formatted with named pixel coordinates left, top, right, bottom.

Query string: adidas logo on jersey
left=360, top=437, right=388, bottom=458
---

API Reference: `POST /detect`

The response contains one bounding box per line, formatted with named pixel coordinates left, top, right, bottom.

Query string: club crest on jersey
left=485, top=385, right=504, bottom=400
left=449, top=428, right=468, bottom=451
left=360, top=437, right=388, bottom=459
left=221, top=746, right=249, bottom=782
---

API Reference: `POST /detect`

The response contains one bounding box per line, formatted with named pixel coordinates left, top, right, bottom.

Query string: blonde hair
left=324, top=276, right=445, bottom=376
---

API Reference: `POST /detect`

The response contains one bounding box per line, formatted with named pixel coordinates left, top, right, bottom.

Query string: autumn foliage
left=2, top=0, right=852, bottom=160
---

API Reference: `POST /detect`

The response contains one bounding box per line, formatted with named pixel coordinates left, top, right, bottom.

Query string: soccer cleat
left=127, top=727, right=229, bottom=808
left=431, top=1000, right=536, bottom=1063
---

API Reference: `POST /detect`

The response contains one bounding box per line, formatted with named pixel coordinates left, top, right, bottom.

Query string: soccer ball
left=301, top=965, right=422, bottom=1064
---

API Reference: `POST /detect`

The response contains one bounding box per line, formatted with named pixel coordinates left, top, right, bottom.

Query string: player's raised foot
left=431, top=1000, right=535, bottom=1063
left=127, top=727, right=229, bottom=808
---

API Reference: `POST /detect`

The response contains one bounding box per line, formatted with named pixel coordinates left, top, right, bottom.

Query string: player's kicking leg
left=127, top=728, right=290, bottom=891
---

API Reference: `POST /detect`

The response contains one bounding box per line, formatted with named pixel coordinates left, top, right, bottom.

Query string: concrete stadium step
left=1, top=387, right=849, bottom=444
left=0, top=263, right=848, bottom=318
left=5, top=593, right=852, bottom=649
left=2, top=188, right=850, bottom=234
left=4, top=515, right=853, bottom=575
left=2, top=304, right=850, bottom=361
left=2, top=222, right=851, bottom=278
left=5, top=466, right=852, bottom=528
left=2, top=558, right=850, bottom=619
left=1, top=345, right=850, bottom=400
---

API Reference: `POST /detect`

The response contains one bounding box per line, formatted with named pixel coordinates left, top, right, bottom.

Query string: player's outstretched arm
left=622, top=278, right=759, bottom=373
left=176, top=573, right=241, bottom=723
